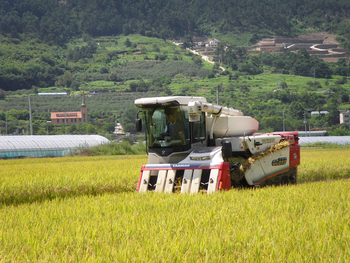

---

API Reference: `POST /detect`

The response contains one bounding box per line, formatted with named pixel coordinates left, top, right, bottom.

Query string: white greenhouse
left=0, top=135, right=109, bottom=158
left=298, top=136, right=350, bottom=145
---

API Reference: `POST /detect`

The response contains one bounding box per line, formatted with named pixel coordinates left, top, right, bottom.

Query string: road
left=188, top=49, right=226, bottom=72
left=171, top=41, right=225, bottom=72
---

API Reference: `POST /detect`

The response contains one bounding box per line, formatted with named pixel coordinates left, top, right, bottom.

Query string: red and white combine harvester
left=135, top=96, right=300, bottom=193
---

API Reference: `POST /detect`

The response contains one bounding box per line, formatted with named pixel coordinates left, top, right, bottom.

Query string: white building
left=340, top=111, right=350, bottom=124
left=311, top=111, right=329, bottom=116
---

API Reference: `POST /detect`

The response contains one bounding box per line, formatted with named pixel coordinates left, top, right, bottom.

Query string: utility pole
left=283, top=109, right=285, bottom=131
left=263, top=66, right=265, bottom=80
left=5, top=110, right=7, bottom=135
left=313, top=69, right=315, bottom=84
left=303, top=111, right=307, bottom=136
left=28, top=95, right=33, bottom=135
left=65, top=110, right=67, bottom=135
left=279, top=73, right=281, bottom=88
left=216, top=85, right=219, bottom=104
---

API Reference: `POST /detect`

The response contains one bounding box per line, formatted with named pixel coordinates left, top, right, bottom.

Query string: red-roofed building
left=51, top=95, right=88, bottom=125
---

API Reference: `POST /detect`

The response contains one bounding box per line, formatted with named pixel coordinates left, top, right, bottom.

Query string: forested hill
left=1, top=0, right=350, bottom=47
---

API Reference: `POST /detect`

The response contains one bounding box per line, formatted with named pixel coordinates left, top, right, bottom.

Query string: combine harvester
left=135, top=96, right=300, bottom=193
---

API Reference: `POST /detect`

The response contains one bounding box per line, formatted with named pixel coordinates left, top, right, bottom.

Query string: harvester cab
left=135, top=96, right=300, bottom=193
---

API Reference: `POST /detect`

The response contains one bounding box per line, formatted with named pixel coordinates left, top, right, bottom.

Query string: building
left=310, top=111, right=329, bottom=116
left=340, top=111, right=350, bottom=124
left=113, top=122, right=125, bottom=135
left=51, top=94, right=88, bottom=125
left=38, top=92, right=67, bottom=97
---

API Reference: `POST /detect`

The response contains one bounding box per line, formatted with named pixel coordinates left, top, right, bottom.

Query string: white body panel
left=135, top=96, right=206, bottom=106
left=181, top=170, right=193, bottom=193
left=164, top=170, right=176, bottom=193
left=241, top=134, right=281, bottom=154
left=139, top=170, right=151, bottom=193
left=155, top=170, right=167, bottom=193
left=207, top=116, right=259, bottom=137
left=190, top=169, right=202, bottom=194
left=245, top=147, right=290, bottom=185
left=207, top=169, right=220, bottom=193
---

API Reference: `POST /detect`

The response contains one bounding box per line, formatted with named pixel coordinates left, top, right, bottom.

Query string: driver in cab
left=163, top=108, right=185, bottom=142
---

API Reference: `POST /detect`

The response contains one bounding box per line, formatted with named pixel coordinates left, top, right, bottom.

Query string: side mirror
left=135, top=119, right=142, bottom=132
left=221, top=141, right=232, bottom=159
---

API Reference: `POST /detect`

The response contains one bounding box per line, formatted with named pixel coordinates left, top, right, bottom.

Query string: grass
left=0, top=148, right=350, bottom=261
left=77, top=140, right=146, bottom=156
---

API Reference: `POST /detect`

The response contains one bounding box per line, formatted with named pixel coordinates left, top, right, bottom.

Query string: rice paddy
left=0, top=149, right=349, bottom=262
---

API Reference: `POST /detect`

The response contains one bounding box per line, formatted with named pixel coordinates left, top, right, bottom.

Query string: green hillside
left=1, top=0, right=350, bottom=46
left=1, top=1, right=350, bottom=136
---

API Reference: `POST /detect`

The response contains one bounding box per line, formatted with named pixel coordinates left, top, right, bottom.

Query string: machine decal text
left=272, top=157, right=287, bottom=166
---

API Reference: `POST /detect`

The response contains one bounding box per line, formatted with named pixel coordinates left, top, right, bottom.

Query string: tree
left=0, top=89, right=5, bottom=100
left=341, top=94, right=349, bottom=103
left=325, top=98, right=340, bottom=126
left=122, top=106, right=139, bottom=127
left=123, top=123, right=136, bottom=133
left=182, top=34, right=194, bottom=49
left=86, top=124, right=96, bottom=134
left=331, top=128, right=350, bottom=136
left=193, top=56, right=202, bottom=67
left=56, top=72, right=74, bottom=88
left=45, top=123, right=55, bottom=135
left=159, top=28, right=171, bottom=43
left=260, top=116, right=283, bottom=131
left=71, top=80, right=80, bottom=91
left=214, top=44, right=225, bottom=60
left=102, top=122, right=115, bottom=133
left=67, top=124, right=77, bottom=134
left=124, top=38, right=132, bottom=47
left=288, top=101, right=305, bottom=119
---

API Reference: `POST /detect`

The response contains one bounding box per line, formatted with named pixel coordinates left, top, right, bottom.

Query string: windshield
left=144, top=106, right=190, bottom=148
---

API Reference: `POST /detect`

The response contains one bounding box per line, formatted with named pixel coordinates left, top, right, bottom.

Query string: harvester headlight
left=190, top=156, right=211, bottom=161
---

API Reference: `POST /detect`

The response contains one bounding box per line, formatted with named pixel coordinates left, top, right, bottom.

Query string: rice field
left=0, top=149, right=349, bottom=262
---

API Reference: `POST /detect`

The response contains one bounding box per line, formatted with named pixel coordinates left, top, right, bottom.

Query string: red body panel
left=136, top=165, right=146, bottom=192
left=217, top=162, right=231, bottom=190
left=273, top=131, right=299, bottom=145
left=289, top=144, right=300, bottom=168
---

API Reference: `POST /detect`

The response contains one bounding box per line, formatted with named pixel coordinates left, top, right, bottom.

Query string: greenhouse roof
left=0, top=135, right=109, bottom=158
left=299, top=136, right=350, bottom=145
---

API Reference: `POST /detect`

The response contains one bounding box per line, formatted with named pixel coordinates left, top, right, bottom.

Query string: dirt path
left=188, top=48, right=226, bottom=72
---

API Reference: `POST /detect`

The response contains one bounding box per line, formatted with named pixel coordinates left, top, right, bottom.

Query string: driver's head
left=165, top=108, right=176, bottom=123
